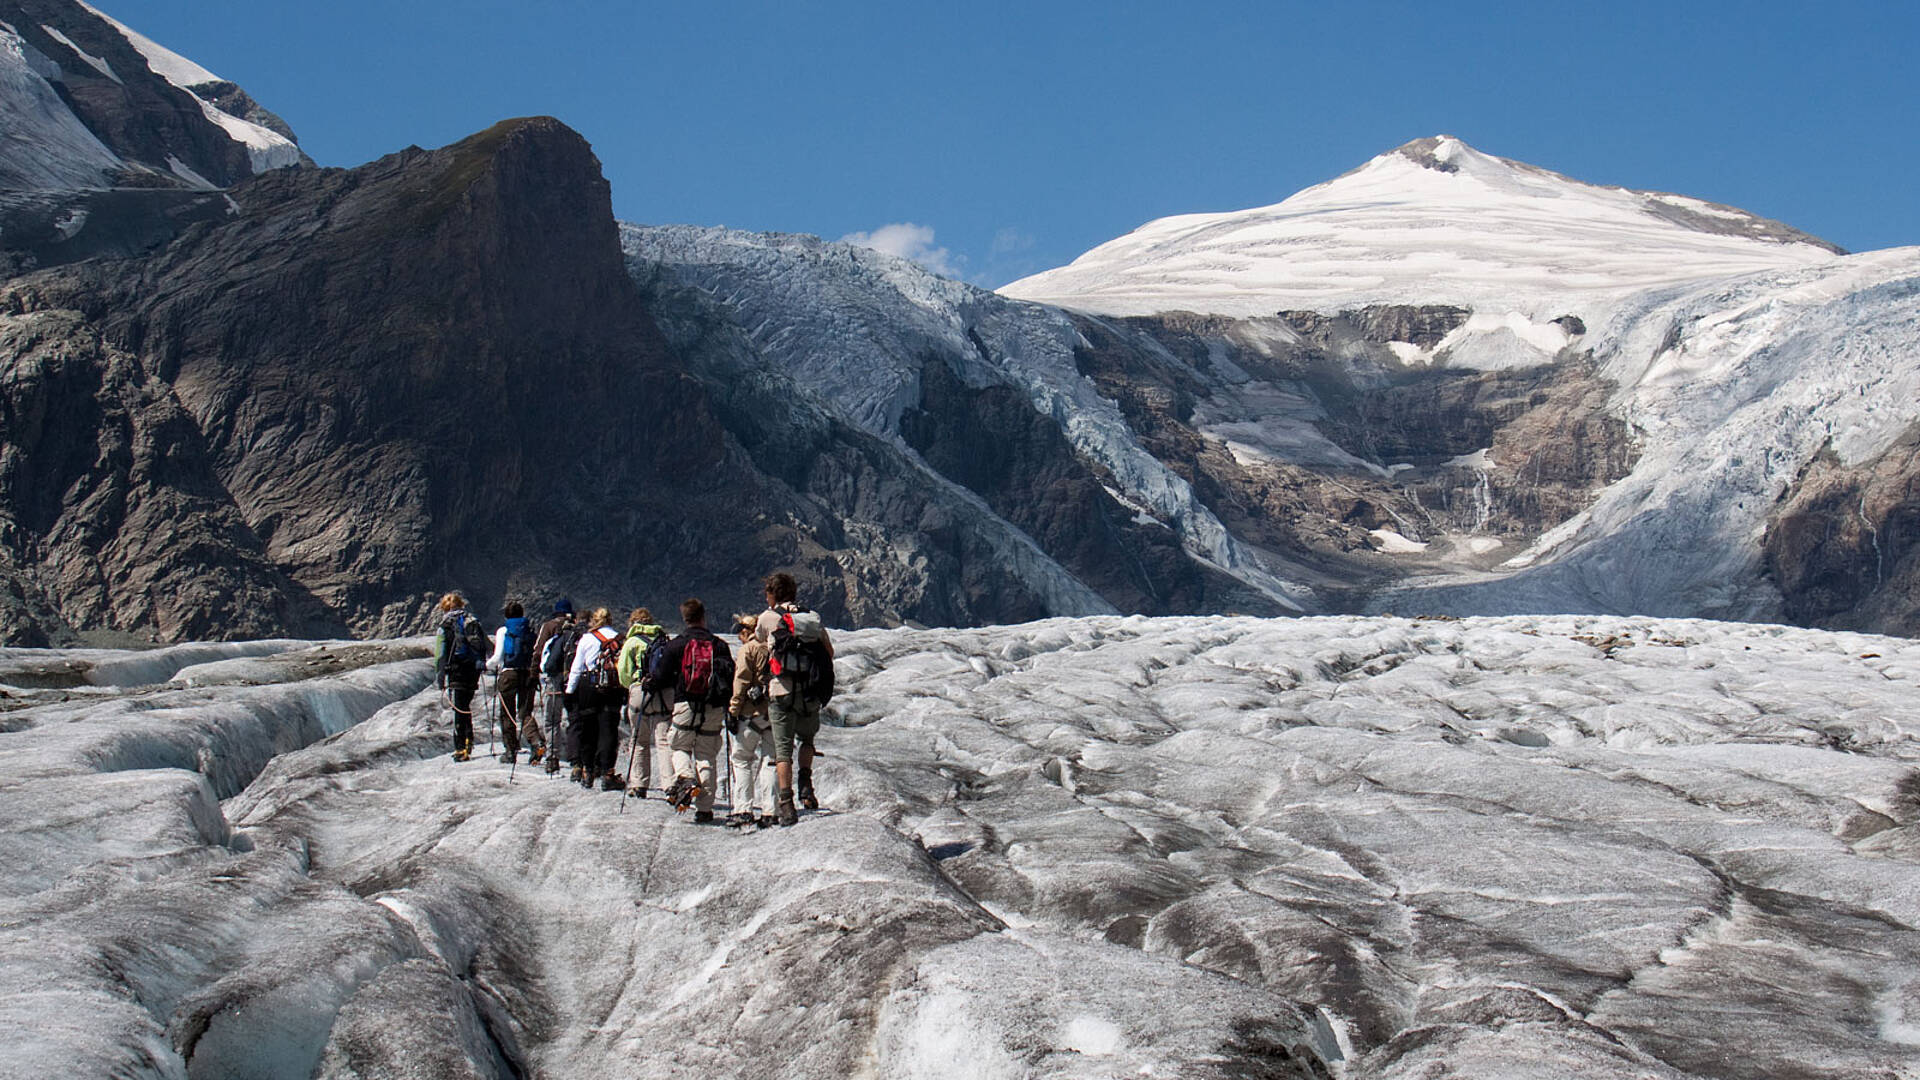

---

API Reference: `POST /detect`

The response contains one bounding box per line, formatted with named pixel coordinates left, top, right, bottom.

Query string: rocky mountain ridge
left=0, top=0, right=308, bottom=278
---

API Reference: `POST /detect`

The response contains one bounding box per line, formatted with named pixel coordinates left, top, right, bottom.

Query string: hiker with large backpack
left=487, top=600, right=538, bottom=765
left=616, top=607, right=670, bottom=798
left=641, top=598, right=735, bottom=823
left=726, top=613, right=777, bottom=827
left=432, top=591, right=491, bottom=762
left=756, top=572, right=834, bottom=826
left=533, top=598, right=578, bottom=775
left=566, top=607, right=627, bottom=791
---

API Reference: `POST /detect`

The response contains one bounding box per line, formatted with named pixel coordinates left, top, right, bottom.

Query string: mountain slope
left=1001, top=135, right=1842, bottom=323
left=0, top=0, right=310, bottom=279
left=986, top=135, right=1920, bottom=633
left=625, top=225, right=1308, bottom=617
left=0, top=0, right=303, bottom=190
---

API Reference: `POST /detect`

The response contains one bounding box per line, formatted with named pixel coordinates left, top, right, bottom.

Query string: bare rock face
left=1765, top=427, right=1920, bottom=634
left=0, top=308, right=329, bottom=643
left=899, top=355, right=1277, bottom=616
left=1071, top=309, right=1640, bottom=593
left=2, top=119, right=752, bottom=640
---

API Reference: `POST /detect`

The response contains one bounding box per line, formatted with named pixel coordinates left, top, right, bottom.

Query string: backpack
left=444, top=612, right=487, bottom=670
left=769, top=608, right=834, bottom=705
left=587, top=628, right=622, bottom=690
left=676, top=631, right=735, bottom=708
left=637, top=632, right=674, bottom=706
left=542, top=622, right=584, bottom=682
left=499, top=617, right=533, bottom=670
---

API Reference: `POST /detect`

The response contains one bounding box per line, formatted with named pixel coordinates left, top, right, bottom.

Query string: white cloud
left=839, top=222, right=964, bottom=279
left=990, top=227, right=1036, bottom=257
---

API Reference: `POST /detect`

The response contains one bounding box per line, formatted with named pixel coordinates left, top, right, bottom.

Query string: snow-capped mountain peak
left=76, top=2, right=303, bottom=173
left=999, top=134, right=1843, bottom=319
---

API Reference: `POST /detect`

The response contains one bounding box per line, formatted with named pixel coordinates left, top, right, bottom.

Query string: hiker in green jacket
left=617, top=607, right=671, bottom=798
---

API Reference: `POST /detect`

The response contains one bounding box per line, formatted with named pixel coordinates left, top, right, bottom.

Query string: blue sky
left=118, top=1, right=1919, bottom=287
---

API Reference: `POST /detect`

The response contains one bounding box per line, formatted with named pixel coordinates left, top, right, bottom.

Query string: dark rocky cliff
left=1, top=119, right=789, bottom=640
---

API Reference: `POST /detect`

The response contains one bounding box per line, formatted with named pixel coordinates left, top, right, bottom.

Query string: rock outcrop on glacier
left=4, top=615, right=1920, bottom=1078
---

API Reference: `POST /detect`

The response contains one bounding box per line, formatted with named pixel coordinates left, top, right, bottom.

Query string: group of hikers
left=430, top=573, right=835, bottom=828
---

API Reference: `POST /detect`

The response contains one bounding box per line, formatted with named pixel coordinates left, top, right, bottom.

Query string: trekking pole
left=722, top=726, right=734, bottom=808
left=486, top=675, right=497, bottom=759
left=502, top=689, right=519, bottom=784
left=620, top=724, right=639, bottom=815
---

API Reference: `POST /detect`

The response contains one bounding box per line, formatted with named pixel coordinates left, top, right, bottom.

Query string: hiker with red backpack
left=641, top=598, right=735, bottom=823
left=565, top=607, right=627, bottom=791
left=486, top=600, right=537, bottom=764
left=432, top=591, right=490, bottom=762
left=756, top=572, right=834, bottom=827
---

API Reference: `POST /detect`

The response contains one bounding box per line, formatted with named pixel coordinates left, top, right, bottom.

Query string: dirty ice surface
left=3, top=616, right=1920, bottom=1079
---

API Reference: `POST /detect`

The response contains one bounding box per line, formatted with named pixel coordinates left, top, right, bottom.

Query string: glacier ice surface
left=3, top=615, right=1920, bottom=1078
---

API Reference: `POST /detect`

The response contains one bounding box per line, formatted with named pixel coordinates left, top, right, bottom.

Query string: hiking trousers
left=496, top=668, right=534, bottom=756
left=728, top=718, right=776, bottom=816
left=571, top=687, right=623, bottom=776
left=669, top=701, right=723, bottom=813
left=446, top=679, right=478, bottom=752
left=628, top=685, right=672, bottom=792
left=542, top=678, right=570, bottom=762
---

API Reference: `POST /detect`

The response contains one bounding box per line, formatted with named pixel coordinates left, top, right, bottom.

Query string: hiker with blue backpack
left=487, top=600, right=539, bottom=765
left=756, top=572, right=834, bottom=826
left=642, top=598, right=736, bottom=823
left=432, top=591, right=490, bottom=762
left=566, top=607, right=628, bottom=791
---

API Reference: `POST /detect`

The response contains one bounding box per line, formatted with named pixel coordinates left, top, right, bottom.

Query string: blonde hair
left=733, top=613, right=757, bottom=636
left=588, top=607, right=613, bottom=630
left=630, top=607, right=653, bottom=625
left=438, top=592, right=465, bottom=613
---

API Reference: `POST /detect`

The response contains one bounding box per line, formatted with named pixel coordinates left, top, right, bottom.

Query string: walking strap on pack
left=671, top=700, right=712, bottom=733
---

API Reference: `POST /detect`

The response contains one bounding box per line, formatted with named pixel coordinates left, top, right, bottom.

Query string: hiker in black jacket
left=642, top=598, right=734, bottom=823
left=532, top=598, right=576, bottom=773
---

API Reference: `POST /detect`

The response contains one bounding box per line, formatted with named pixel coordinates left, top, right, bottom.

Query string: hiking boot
left=497, top=752, right=515, bottom=764
left=545, top=754, right=560, bottom=775
left=601, top=772, right=626, bottom=792
left=452, top=747, right=471, bottom=763
left=627, top=785, right=647, bottom=799
left=663, top=776, right=700, bottom=812
left=724, top=811, right=754, bottom=828
left=797, top=769, right=818, bottom=810
left=528, top=746, right=545, bottom=765
left=570, top=765, right=585, bottom=784
left=693, top=810, right=714, bottom=824
left=775, top=791, right=798, bottom=827
left=757, top=814, right=776, bottom=829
